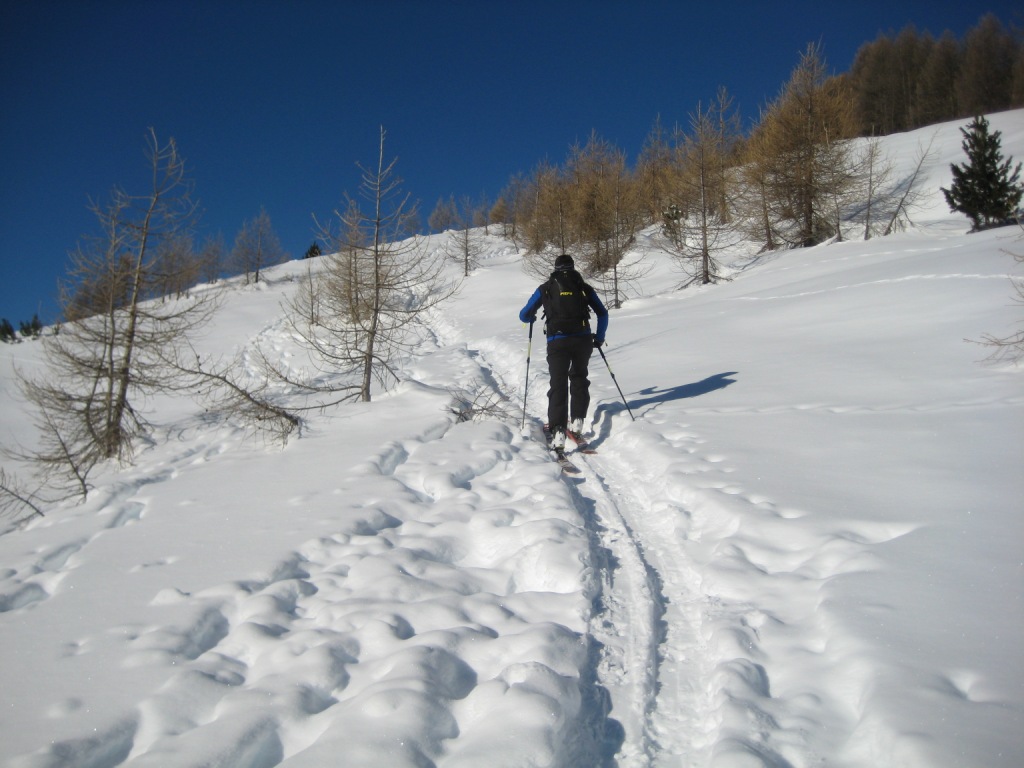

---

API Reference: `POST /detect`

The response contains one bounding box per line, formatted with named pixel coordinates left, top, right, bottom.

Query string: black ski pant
left=546, top=334, right=593, bottom=433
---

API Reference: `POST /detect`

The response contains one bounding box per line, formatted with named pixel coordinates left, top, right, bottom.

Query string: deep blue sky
left=1, top=0, right=1019, bottom=324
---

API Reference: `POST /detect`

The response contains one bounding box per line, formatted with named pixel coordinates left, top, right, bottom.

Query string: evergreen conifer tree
left=942, top=115, right=1023, bottom=231
left=18, top=317, right=41, bottom=338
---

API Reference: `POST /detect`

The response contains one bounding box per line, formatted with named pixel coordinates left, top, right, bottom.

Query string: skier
left=519, top=254, right=608, bottom=452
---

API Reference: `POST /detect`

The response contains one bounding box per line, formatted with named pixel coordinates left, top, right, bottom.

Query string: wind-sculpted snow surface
left=1, top=402, right=609, bottom=766
left=2, top=112, right=1023, bottom=766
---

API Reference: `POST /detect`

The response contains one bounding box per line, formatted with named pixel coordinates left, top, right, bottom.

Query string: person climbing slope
left=519, top=254, right=608, bottom=452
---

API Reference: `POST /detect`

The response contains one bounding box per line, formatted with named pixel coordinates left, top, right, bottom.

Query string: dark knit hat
left=554, top=254, right=574, bottom=271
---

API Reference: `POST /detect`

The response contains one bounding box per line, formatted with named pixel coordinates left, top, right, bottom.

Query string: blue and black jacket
left=519, top=271, right=609, bottom=343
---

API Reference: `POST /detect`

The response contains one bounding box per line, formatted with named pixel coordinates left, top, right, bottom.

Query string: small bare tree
left=0, top=468, right=46, bottom=529
left=444, top=195, right=485, bottom=277
left=231, top=207, right=286, bottom=284
left=428, top=195, right=458, bottom=233
left=976, top=225, right=1024, bottom=363
left=495, top=173, right=532, bottom=245
left=637, top=114, right=675, bottom=223
left=3, top=136, right=305, bottom=521
left=735, top=109, right=782, bottom=253
left=488, top=196, right=511, bottom=238
left=979, top=272, right=1024, bottom=363
left=520, top=160, right=571, bottom=256
left=197, top=232, right=226, bottom=284
left=152, top=232, right=201, bottom=299
left=882, top=137, right=935, bottom=235
left=11, top=130, right=218, bottom=499
left=857, top=137, right=890, bottom=240
left=663, top=98, right=741, bottom=287
left=282, top=127, right=459, bottom=403
left=846, top=134, right=937, bottom=241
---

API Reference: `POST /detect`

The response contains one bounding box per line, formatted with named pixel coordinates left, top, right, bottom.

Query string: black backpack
left=541, top=270, right=591, bottom=336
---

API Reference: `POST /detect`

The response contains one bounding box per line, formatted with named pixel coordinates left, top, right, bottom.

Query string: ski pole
left=598, top=344, right=635, bottom=421
left=521, top=321, right=534, bottom=430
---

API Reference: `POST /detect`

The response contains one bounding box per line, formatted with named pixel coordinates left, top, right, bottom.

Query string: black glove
left=593, top=336, right=604, bottom=349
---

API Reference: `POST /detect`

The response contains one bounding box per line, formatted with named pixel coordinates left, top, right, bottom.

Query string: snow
left=1, top=111, right=1022, bottom=767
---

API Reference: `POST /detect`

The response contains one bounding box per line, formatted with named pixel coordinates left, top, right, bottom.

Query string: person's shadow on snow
left=630, top=371, right=738, bottom=409
left=590, top=371, right=738, bottom=446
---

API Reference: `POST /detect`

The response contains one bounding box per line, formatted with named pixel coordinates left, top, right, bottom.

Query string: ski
left=552, top=448, right=580, bottom=474
left=541, top=423, right=582, bottom=473
left=567, top=430, right=597, bottom=454
left=544, top=423, right=596, bottom=455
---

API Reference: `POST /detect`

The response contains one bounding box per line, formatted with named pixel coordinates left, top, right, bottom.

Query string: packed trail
left=1, top=112, right=1022, bottom=767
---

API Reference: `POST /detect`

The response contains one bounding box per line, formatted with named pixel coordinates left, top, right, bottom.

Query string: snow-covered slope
left=1, top=111, right=1022, bottom=767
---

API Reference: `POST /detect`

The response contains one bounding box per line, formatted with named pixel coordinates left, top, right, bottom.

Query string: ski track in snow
left=457, top=304, right=931, bottom=768
left=432, top=309, right=697, bottom=766
left=426, top=310, right=661, bottom=765
left=430, top=300, right=854, bottom=767
left=568, top=448, right=686, bottom=767
left=582, top=411, right=936, bottom=767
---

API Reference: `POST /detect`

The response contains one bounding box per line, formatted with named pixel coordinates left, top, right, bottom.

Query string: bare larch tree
left=13, top=130, right=218, bottom=499
left=284, top=127, right=459, bottom=403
